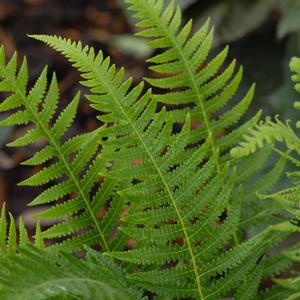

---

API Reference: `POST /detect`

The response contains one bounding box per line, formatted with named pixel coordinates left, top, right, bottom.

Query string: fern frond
left=0, top=2, right=297, bottom=298
left=125, top=0, right=260, bottom=169
left=0, top=203, right=41, bottom=256
left=0, top=47, right=123, bottom=253
left=231, top=57, right=300, bottom=159
left=125, top=0, right=282, bottom=246
left=0, top=245, right=142, bottom=300
left=231, top=116, right=300, bottom=158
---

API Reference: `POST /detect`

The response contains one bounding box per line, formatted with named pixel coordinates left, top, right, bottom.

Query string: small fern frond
left=0, top=203, right=41, bottom=256
left=231, top=116, right=300, bottom=158
left=0, top=245, right=142, bottom=300
left=0, top=47, right=122, bottom=253
left=232, top=56, right=300, bottom=159
left=126, top=0, right=260, bottom=167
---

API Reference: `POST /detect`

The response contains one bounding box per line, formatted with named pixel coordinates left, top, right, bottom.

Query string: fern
left=124, top=0, right=286, bottom=236
left=0, top=48, right=124, bottom=253
left=0, top=245, right=142, bottom=300
left=231, top=57, right=300, bottom=158
left=25, top=31, right=280, bottom=298
left=230, top=116, right=300, bottom=158
left=0, top=203, right=43, bottom=256
left=125, top=0, right=261, bottom=169
left=0, top=1, right=297, bottom=299
left=231, top=57, right=300, bottom=211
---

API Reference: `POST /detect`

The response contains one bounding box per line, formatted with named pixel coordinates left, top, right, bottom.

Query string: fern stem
left=5, top=72, right=110, bottom=253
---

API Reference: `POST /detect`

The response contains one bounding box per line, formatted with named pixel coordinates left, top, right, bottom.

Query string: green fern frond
left=231, top=56, right=300, bottom=159
left=125, top=0, right=282, bottom=242
left=0, top=245, right=142, bottom=300
left=0, top=203, right=42, bottom=256
left=231, top=57, right=300, bottom=225
left=231, top=116, right=300, bottom=158
left=125, top=0, right=260, bottom=168
left=0, top=48, right=123, bottom=253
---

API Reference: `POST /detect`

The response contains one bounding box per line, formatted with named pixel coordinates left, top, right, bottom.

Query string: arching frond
left=0, top=48, right=123, bottom=253
left=232, top=56, right=300, bottom=300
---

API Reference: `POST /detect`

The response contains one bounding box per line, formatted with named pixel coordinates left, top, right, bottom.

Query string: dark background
left=0, top=0, right=299, bottom=230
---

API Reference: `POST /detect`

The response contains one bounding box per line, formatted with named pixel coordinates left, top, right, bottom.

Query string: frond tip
left=126, top=0, right=259, bottom=163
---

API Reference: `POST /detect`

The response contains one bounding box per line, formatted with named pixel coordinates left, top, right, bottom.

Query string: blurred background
left=0, top=0, right=299, bottom=232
